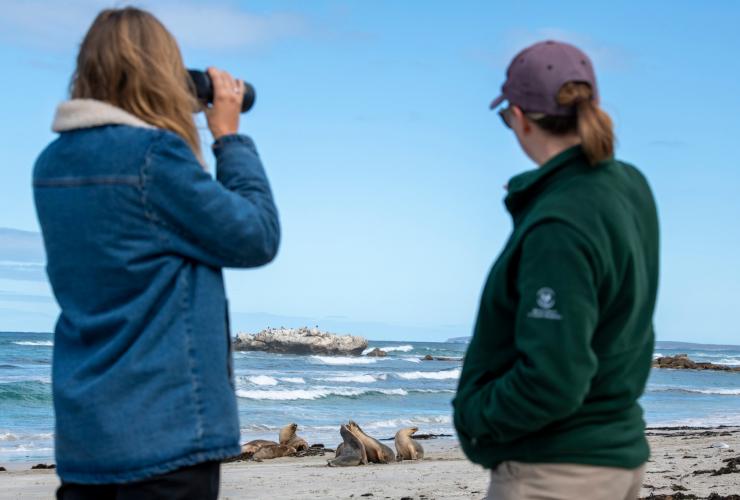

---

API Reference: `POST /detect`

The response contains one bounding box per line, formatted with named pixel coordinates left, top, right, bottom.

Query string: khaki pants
left=486, top=462, right=645, bottom=500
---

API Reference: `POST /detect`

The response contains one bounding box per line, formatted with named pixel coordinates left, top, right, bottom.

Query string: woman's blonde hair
left=531, top=82, right=615, bottom=165
left=71, top=7, right=201, bottom=157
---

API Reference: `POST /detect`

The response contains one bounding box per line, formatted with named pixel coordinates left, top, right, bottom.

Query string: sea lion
left=279, top=423, right=309, bottom=451
left=253, top=444, right=297, bottom=460
left=394, top=427, right=424, bottom=461
left=327, top=424, right=367, bottom=467
left=347, top=420, right=395, bottom=463
left=241, top=439, right=278, bottom=456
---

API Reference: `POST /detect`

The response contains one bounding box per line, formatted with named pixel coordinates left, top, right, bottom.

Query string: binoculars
left=187, top=69, right=255, bottom=114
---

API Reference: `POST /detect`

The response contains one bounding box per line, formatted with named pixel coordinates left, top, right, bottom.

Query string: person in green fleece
left=453, top=40, right=659, bottom=500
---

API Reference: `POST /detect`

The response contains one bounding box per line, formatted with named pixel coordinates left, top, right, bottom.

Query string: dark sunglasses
left=498, top=106, right=513, bottom=129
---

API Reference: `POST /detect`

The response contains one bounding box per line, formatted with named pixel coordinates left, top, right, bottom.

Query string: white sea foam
left=649, top=415, right=740, bottom=427
left=12, top=341, right=53, bottom=347
left=401, top=357, right=421, bottom=363
left=396, top=368, right=461, bottom=380
left=246, top=375, right=278, bottom=386
left=0, top=432, right=53, bottom=442
left=364, top=415, right=453, bottom=429
left=0, top=444, right=54, bottom=453
left=236, top=387, right=408, bottom=401
left=280, top=377, right=306, bottom=384
left=241, top=423, right=276, bottom=432
left=692, top=351, right=740, bottom=358
left=310, top=356, right=377, bottom=365
left=715, top=358, right=740, bottom=366
left=362, top=344, right=414, bottom=355
left=693, top=388, right=740, bottom=395
left=651, top=387, right=740, bottom=396
left=319, top=374, right=386, bottom=384
left=652, top=352, right=663, bottom=359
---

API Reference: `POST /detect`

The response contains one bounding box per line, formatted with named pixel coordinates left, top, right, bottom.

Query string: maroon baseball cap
left=489, top=40, right=598, bottom=116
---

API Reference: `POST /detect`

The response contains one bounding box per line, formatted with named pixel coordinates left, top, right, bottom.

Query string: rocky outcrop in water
left=365, top=348, right=387, bottom=357
left=422, top=354, right=463, bottom=362
left=652, top=354, right=740, bottom=372
left=234, top=327, right=368, bottom=356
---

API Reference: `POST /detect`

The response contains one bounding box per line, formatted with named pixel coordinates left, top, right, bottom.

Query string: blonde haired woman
left=33, top=7, right=279, bottom=498
left=454, top=41, right=659, bottom=499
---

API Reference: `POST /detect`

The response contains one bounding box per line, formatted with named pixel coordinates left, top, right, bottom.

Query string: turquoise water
left=1, top=332, right=739, bottom=463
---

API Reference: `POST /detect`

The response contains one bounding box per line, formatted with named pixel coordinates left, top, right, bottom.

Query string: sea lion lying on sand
left=395, top=427, right=424, bottom=460
left=328, top=424, right=367, bottom=467
left=279, top=423, right=309, bottom=451
left=347, top=420, right=395, bottom=463
left=253, top=444, right=297, bottom=460
left=241, top=439, right=278, bottom=456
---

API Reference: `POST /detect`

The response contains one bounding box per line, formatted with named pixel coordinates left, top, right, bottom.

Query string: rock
left=640, top=494, right=700, bottom=499
left=652, top=355, right=740, bottom=372
left=234, top=327, right=368, bottom=356
left=421, top=355, right=462, bottom=361
left=365, top=348, right=387, bottom=357
left=30, top=463, right=55, bottom=469
left=410, top=433, right=453, bottom=440
left=0, top=466, right=6, bottom=472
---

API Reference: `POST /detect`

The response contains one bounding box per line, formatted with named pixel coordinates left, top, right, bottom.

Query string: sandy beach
left=1, top=428, right=739, bottom=499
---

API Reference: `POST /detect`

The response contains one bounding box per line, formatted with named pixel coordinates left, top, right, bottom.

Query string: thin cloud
left=0, top=228, right=45, bottom=263
left=150, top=4, right=308, bottom=50
left=0, top=0, right=309, bottom=52
left=0, top=228, right=47, bottom=282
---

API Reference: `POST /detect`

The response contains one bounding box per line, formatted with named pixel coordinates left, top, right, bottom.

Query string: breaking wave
left=236, top=387, right=409, bottom=401
left=362, top=345, right=414, bottom=355
left=396, top=368, right=461, bottom=380
left=280, top=377, right=306, bottom=384
left=246, top=375, right=278, bottom=386
left=650, top=387, right=740, bottom=396
left=309, top=356, right=377, bottom=366
left=12, top=341, right=53, bottom=347
left=319, top=374, right=387, bottom=384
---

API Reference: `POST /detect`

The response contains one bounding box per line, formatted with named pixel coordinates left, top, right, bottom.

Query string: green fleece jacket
left=453, top=146, right=659, bottom=469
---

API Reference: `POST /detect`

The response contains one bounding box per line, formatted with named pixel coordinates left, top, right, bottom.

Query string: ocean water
left=1, top=332, right=739, bottom=463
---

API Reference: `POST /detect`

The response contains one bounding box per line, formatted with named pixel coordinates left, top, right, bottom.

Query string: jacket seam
left=181, top=271, right=206, bottom=445
left=34, top=176, right=141, bottom=187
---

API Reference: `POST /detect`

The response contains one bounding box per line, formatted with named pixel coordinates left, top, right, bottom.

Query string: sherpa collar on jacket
left=52, top=99, right=156, bottom=132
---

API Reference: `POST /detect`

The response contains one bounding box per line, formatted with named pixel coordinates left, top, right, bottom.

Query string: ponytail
left=530, top=82, right=615, bottom=165
left=556, top=82, right=614, bottom=165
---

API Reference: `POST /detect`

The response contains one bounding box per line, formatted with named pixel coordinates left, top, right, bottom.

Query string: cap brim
left=489, top=95, right=505, bottom=110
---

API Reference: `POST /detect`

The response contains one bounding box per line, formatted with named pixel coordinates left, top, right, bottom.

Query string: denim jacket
left=33, top=99, right=280, bottom=483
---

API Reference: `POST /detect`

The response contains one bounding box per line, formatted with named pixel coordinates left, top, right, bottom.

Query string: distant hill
left=655, top=340, right=740, bottom=351
left=441, top=339, right=739, bottom=349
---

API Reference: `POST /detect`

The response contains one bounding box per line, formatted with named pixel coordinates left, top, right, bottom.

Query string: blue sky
left=0, top=0, right=738, bottom=342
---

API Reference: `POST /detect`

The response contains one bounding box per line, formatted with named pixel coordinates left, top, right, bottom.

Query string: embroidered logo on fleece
left=528, top=287, right=562, bottom=320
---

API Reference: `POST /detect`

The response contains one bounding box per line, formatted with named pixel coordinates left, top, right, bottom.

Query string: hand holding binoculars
left=187, top=69, right=255, bottom=114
